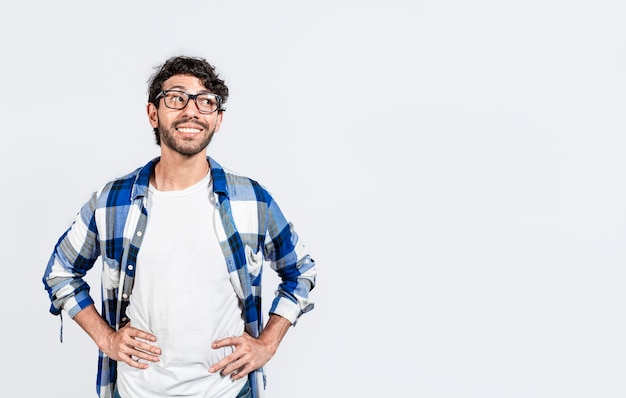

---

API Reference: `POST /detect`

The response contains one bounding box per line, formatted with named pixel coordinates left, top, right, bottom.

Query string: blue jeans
left=114, top=380, right=251, bottom=398
left=235, top=379, right=251, bottom=398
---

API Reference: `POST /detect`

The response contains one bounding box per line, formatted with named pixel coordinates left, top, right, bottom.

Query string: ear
left=147, top=103, right=159, bottom=128
left=213, top=111, right=224, bottom=133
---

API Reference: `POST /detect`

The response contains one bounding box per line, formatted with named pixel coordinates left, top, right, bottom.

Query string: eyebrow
left=163, top=85, right=211, bottom=94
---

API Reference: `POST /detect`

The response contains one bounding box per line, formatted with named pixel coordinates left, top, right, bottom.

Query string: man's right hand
left=74, top=305, right=161, bottom=369
left=102, top=323, right=161, bottom=369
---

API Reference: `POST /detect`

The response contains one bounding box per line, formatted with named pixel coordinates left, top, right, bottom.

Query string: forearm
left=258, top=314, right=292, bottom=355
left=73, top=304, right=115, bottom=350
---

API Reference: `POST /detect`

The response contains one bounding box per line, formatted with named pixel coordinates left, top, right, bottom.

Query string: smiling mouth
left=176, top=127, right=202, bottom=134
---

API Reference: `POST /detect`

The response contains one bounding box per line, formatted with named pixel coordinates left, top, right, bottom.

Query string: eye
left=198, top=95, right=216, bottom=106
left=168, top=93, right=185, bottom=103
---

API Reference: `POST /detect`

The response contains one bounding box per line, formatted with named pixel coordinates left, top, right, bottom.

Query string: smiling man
left=43, top=55, right=317, bottom=398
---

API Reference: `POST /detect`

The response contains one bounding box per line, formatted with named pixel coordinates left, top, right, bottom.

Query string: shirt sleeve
left=42, top=192, right=101, bottom=318
left=264, top=198, right=317, bottom=326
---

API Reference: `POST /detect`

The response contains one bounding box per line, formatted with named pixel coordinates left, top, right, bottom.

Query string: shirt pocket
left=101, top=258, right=121, bottom=289
left=245, top=245, right=263, bottom=278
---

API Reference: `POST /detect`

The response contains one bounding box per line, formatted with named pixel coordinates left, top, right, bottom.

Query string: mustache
left=173, top=118, right=209, bottom=130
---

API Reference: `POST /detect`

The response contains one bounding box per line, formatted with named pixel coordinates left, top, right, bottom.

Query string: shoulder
left=93, top=158, right=156, bottom=205
left=209, top=157, right=274, bottom=203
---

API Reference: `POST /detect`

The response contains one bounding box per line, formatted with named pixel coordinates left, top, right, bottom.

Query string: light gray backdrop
left=2, top=0, right=626, bottom=397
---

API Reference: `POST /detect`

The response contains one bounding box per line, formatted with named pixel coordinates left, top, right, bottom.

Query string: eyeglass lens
left=162, top=91, right=219, bottom=113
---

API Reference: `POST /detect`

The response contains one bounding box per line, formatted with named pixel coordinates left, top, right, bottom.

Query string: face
left=147, top=74, right=223, bottom=157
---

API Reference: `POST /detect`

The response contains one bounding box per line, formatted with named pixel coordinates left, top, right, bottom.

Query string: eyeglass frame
left=154, top=89, right=224, bottom=114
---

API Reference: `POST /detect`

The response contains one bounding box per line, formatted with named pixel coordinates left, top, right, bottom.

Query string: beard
left=159, top=118, right=216, bottom=156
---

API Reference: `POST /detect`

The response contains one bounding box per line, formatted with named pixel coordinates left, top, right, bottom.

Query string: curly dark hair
left=147, top=55, right=229, bottom=144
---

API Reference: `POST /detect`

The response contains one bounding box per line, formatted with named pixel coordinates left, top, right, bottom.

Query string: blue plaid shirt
left=43, top=156, right=317, bottom=398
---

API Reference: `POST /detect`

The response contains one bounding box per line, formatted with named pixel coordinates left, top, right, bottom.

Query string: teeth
left=177, top=127, right=201, bottom=133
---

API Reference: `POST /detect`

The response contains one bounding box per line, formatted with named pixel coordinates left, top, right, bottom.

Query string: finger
left=131, top=339, right=162, bottom=356
left=229, top=365, right=250, bottom=380
left=130, top=347, right=160, bottom=363
left=120, top=341, right=160, bottom=367
left=209, top=349, right=242, bottom=374
left=218, top=352, right=249, bottom=376
left=119, top=325, right=161, bottom=356
left=125, top=327, right=158, bottom=343
left=116, top=334, right=160, bottom=363
left=211, top=335, right=237, bottom=349
left=208, top=357, right=228, bottom=374
left=225, top=359, right=252, bottom=379
left=122, top=354, right=150, bottom=369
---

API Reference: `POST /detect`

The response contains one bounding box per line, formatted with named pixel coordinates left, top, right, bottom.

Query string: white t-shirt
left=117, top=172, right=246, bottom=398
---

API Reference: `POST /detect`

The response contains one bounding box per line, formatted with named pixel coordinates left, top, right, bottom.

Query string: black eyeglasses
left=155, top=90, right=223, bottom=114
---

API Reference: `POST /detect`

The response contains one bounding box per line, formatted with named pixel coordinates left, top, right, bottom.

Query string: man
left=43, top=55, right=317, bottom=398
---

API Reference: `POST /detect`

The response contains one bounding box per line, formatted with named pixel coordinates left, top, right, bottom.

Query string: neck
left=151, top=153, right=209, bottom=191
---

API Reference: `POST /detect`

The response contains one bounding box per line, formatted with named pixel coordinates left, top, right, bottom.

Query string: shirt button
left=122, top=317, right=128, bottom=322
left=122, top=293, right=128, bottom=299
left=128, top=265, right=134, bottom=271
left=136, top=231, right=143, bottom=237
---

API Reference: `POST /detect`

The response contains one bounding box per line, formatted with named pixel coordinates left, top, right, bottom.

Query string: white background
left=2, top=0, right=626, bottom=397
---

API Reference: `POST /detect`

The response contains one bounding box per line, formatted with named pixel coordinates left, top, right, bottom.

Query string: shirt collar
left=130, top=156, right=229, bottom=200
left=208, top=156, right=228, bottom=197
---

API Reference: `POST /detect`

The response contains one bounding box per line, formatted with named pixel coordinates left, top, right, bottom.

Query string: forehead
left=162, top=74, right=208, bottom=92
